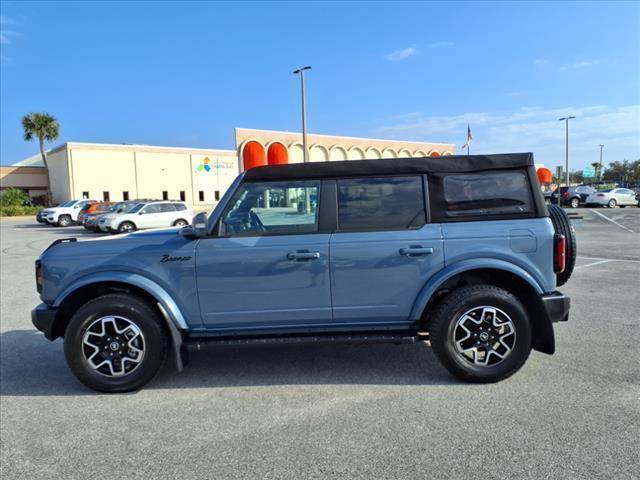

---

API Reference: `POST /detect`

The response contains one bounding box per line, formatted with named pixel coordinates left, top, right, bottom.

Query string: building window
left=82, top=191, right=89, bottom=199
left=198, top=191, right=205, bottom=202
left=162, top=191, right=168, bottom=200
left=103, top=191, right=110, bottom=202
left=214, top=190, right=220, bottom=201
left=122, top=191, right=129, bottom=201
left=179, top=191, right=186, bottom=201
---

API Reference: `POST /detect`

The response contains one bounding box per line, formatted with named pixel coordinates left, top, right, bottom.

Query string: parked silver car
left=585, top=188, right=638, bottom=208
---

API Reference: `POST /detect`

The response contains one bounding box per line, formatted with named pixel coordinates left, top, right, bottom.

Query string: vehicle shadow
left=0, top=330, right=457, bottom=396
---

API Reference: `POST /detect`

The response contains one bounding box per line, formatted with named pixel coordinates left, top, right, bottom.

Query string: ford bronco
left=32, top=153, right=573, bottom=392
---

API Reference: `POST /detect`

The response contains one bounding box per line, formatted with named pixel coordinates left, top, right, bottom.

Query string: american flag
left=461, top=124, right=473, bottom=150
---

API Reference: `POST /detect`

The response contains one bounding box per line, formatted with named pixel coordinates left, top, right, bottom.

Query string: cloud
left=534, top=58, right=550, bottom=66
left=373, top=105, right=640, bottom=168
left=385, top=47, right=416, bottom=61
left=0, top=15, right=18, bottom=45
left=426, top=41, right=454, bottom=48
left=559, top=60, right=600, bottom=71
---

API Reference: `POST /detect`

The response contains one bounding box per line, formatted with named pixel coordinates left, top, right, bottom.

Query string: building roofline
left=234, top=127, right=455, bottom=148
left=45, top=142, right=237, bottom=155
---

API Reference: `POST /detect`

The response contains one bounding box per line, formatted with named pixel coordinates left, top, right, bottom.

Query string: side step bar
left=184, top=332, right=426, bottom=351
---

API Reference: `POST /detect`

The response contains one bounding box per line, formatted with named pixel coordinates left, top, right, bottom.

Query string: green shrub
left=596, top=183, right=616, bottom=191
left=0, top=205, right=41, bottom=216
left=0, top=188, right=30, bottom=207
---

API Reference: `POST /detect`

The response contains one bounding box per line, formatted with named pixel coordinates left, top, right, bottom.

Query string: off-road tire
left=64, top=294, right=168, bottom=393
left=57, top=215, right=71, bottom=227
left=429, top=285, right=532, bottom=383
left=547, top=204, right=576, bottom=286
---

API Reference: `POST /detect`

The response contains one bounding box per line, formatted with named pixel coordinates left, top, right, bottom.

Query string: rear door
left=157, top=203, right=178, bottom=227
left=329, top=176, right=444, bottom=326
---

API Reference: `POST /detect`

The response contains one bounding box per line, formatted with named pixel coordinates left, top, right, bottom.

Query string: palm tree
left=22, top=112, right=60, bottom=206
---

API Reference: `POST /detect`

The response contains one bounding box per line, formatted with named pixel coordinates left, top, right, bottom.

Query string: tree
left=22, top=112, right=60, bottom=206
left=0, top=188, right=29, bottom=206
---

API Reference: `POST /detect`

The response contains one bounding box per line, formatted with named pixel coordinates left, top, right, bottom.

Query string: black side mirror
left=180, top=212, right=208, bottom=239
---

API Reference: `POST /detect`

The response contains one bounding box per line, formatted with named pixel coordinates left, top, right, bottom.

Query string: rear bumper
left=31, top=303, right=59, bottom=340
left=541, top=291, right=570, bottom=323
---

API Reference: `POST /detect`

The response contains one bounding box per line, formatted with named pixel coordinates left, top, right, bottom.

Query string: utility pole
left=559, top=116, right=576, bottom=202
left=598, top=144, right=604, bottom=181
left=293, top=66, right=312, bottom=163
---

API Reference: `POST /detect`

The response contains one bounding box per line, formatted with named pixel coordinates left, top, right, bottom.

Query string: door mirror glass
left=181, top=212, right=208, bottom=239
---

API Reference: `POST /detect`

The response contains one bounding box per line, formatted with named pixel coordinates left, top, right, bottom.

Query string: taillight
left=35, top=260, right=43, bottom=293
left=562, top=191, right=569, bottom=198
left=554, top=234, right=566, bottom=273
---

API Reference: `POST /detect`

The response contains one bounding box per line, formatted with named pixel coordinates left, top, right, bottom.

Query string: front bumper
left=541, top=291, right=570, bottom=323
left=31, top=303, right=59, bottom=340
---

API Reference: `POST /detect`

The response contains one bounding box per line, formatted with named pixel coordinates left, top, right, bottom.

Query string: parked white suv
left=39, top=199, right=98, bottom=227
left=98, top=201, right=193, bottom=233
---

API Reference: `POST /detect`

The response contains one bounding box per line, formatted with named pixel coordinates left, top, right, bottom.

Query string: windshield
left=107, top=202, right=125, bottom=213
left=599, top=189, right=612, bottom=193
left=126, top=203, right=145, bottom=213
left=58, top=200, right=76, bottom=207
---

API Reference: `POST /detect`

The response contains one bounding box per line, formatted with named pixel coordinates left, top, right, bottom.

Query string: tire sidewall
left=64, top=296, right=166, bottom=392
left=434, top=288, right=532, bottom=382
left=608, top=199, right=616, bottom=208
left=570, top=198, right=579, bottom=208
left=173, top=219, right=187, bottom=227
left=118, top=221, right=135, bottom=233
left=58, top=215, right=71, bottom=227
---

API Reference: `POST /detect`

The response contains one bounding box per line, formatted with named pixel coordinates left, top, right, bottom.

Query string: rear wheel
left=118, top=221, right=136, bottom=233
left=547, top=204, right=576, bottom=286
left=63, top=294, right=168, bottom=393
left=57, top=215, right=71, bottom=227
left=570, top=197, right=580, bottom=208
left=608, top=199, right=617, bottom=208
left=173, top=219, right=188, bottom=227
left=429, top=285, right=532, bottom=383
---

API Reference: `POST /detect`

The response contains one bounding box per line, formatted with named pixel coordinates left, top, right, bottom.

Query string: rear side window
left=159, top=203, right=177, bottom=212
left=442, top=172, right=532, bottom=218
left=337, top=176, right=425, bottom=232
left=175, top=203, right=187, bottom=211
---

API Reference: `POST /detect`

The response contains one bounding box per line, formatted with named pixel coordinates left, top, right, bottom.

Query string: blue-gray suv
left=32, top=153, right=574, bottom=392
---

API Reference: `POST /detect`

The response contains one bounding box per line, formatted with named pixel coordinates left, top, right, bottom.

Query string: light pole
left=558, top=116, right=575, bottom=205
left=598, top=144, right=604, bottom=181
left=293, top=66, right=312, bottom=163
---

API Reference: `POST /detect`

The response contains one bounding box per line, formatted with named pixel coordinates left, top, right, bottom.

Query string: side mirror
left=138, top=211, right=144, bottom=215
left=180, top=212, right=208, bottom=239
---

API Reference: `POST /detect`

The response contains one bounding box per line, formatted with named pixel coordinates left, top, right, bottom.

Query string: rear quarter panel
left=441, top=217, right=556, bottom=293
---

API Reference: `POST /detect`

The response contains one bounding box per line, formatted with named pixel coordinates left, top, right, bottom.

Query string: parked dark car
left=550, top=185, right=597, bottom=208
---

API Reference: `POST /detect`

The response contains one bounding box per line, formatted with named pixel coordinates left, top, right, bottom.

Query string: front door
left=329, top=176, right=444, bottom=326
left=196, top=179, right=332, bottom=331
left=136, top=203, right=162, bottom=228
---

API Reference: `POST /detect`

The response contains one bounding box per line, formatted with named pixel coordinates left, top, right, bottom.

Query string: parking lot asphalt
left=1, top=209, right=639, bottom=479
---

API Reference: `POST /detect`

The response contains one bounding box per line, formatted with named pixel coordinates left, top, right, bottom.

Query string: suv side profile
left=98, top=201, right=192, bottom=233
left=32, top=153, right=573, bottom=392
left=38, top=199, right=99, bottom=227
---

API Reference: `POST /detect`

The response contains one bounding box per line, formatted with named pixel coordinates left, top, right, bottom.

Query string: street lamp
left=293, top=66, right=312, bottom=163
left=558, top=116, right=576, bottom=205
left=599, top=144, right=604, bottom=181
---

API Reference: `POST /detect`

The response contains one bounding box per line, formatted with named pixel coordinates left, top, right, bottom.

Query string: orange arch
left=242, top=141, right=266, bottom=170
left=267, top=142, right=288, bottom=165
left=430, top=151, right=441, bottom=157
left=537, top=167, right=553, bottom=184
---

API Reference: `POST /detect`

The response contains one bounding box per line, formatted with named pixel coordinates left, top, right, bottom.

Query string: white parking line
left=589, top=209, right=635, bottom=233
left=574, top=259, right=613, bottom=270
left=578, top=255, right=640, bottom=263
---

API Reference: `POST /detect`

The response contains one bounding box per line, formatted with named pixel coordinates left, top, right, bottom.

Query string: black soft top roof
left=243, top=152, right=534, bottom=181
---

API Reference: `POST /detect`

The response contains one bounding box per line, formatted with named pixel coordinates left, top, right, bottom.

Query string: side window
left=142, top=204, right=161, bottom=214
left=220, top=180, right=320, bottom=236
left=441, top=171, right=532, bottom=218
left=337, top=176, right=425, bottom=232
left=159, top=203, right=177, bottom=213
left=175, top=203, right=187, bottom=211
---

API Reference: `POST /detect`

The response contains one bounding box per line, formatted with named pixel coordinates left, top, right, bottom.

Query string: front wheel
left=608, top=199, right=617, bottom=208
left=57, top=215, right=71, bottom=227
left=428, top=285, right=532, bottom=383
left=118, top=221, right=136, bottom=233
left=63, top=294, right=168, bottom=393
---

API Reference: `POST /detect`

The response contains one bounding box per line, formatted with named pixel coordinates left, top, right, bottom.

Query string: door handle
left=287, top=251, right=320, bottom=261
left=399, top=246, right=434, bottom=256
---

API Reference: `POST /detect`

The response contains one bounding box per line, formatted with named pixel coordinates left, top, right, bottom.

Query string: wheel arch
left=412, top=262, right=554, bottom=354
left=118, top=220, right=137, bottom=231
left=52, top=273, right=188, bottom=370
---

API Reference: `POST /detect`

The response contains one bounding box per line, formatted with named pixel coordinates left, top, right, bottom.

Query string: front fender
left=409, top=258, right=544, bottom=321
left=54, top=271, right=188, bottom=330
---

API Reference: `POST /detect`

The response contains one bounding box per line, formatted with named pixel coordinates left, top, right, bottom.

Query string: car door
left=136, top=203, right=162, bottom=228
left=157, top=203, right=178, bottom=227
left=329, top=176, right=444, bottom=326
left=617, top=188, right=636, bottom=205
left=196, top=179, right=332, bottom=330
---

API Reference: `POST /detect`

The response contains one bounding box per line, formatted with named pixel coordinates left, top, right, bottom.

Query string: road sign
left=583, top=168, right=596, bottom=178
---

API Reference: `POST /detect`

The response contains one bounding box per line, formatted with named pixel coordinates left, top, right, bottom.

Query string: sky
left=1, top=1, right=639, bottom=172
